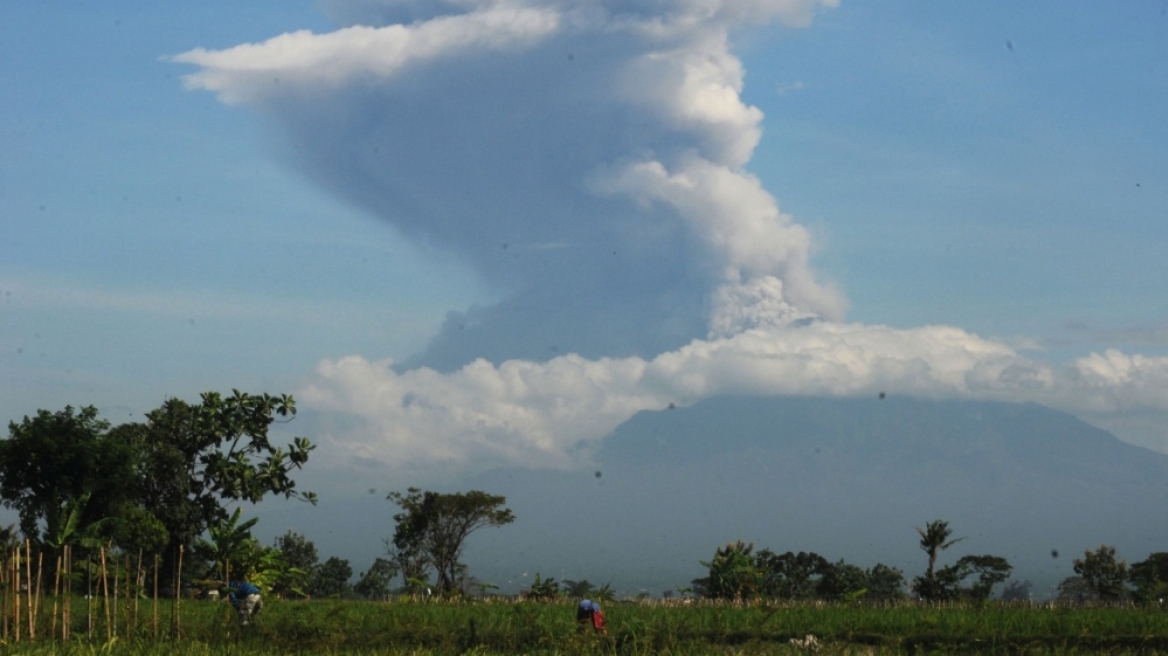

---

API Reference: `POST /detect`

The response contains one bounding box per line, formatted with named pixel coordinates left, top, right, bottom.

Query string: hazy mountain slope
left=460, top=396, right=1168, bottom=597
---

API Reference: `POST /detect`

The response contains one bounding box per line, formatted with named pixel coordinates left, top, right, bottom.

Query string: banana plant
left=45, top=492, right=109, bottom=550
left=194, top=506, right=258, bottom=581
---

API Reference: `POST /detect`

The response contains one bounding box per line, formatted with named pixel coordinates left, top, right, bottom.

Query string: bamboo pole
left=33, top=549, right=42, bottom=640
left=24, top=540, right=32, bottom=640
left=51, top=554, right=60, bottom=641
left=111, top=550, right=119, bottom=638
left=87, top=553, right=93, bottom=640
left=100, top=546, right=110, bottom=642
left=175, top=545, right=183, bottom=639
left=15, top=543, right=22, bottom=642
left=134, top=549, right=143, bottom=632
left=4, top=548, right=10, bottom=642
left=3, top=547, right=10, bottom=641
left=64, top=545, right=71, bottom=641
left=124, top=553, right=131, bottom=635
left=152, top=554, right=158, bottom=640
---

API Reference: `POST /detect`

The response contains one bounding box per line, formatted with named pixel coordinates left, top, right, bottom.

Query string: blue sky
left=2, top=2, right=491, bottom=418
left=742, top=1, right=1168, bottom=347
left=3, top=0, right=1168, bottom=484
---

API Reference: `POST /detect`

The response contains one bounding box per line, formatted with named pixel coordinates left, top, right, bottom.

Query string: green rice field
left=4, top=597, right=1168, bottom=655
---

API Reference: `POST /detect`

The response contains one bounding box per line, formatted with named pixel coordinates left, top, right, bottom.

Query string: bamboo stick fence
left=0, top=541, right=208, bottom=644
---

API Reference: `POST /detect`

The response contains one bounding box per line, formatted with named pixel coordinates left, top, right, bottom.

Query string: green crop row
left=3, top=597, right=1168, bottom=655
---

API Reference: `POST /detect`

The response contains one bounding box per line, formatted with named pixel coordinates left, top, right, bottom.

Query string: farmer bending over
left=576, top=599, right=607, bottom=634
left=228, top=580, right=263, bottom=626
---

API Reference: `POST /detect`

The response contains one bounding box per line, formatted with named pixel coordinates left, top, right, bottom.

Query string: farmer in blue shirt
left=228, top=581, right=263, bottom=625
left=576, top=599, right=607, bottom=633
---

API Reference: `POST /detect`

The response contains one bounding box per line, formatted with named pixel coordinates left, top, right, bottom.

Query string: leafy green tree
left=271, top=531, right=318, bottom=598
left=954, top=554, right=1013, bottom=601
left=865, top=563, right=906, bottom=601
left=755, top=550, right=829, bottom=600
left=387, top=488, right=515, bottom=593
left=912, top=563, right=963, bottom=601
left=0, top=406, right=138, bottom=542
left=108, top=504, right=169, bottom=556
left=816, top=559, right=868, bottom=601
left=1129, top=552, right=1168, bottom=602
left=308, top=556, right=353, bottom=598
left=693, top=541, right=761, bottom=600
left=354, top=558, right=398, bottom=600
left=131, top=390, right=317, bottom=567
left=275, top=531, right=318, bottom=571
left=1073, top=545, right=1128, bottom=601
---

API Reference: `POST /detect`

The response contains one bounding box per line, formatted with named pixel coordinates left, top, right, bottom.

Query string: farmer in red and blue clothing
left=576, top=599, right=607, bottom=634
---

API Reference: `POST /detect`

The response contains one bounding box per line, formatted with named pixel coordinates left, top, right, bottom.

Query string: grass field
left=3, top=597, right=1168, bottom=654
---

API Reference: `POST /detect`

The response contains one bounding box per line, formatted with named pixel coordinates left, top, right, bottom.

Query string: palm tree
left=916, top=520, right=963, bottom=580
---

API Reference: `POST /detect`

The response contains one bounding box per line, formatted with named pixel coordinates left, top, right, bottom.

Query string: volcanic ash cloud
left=173, top=0, right=846, bottom=366
left=173, top=1, right=1168, bottom=472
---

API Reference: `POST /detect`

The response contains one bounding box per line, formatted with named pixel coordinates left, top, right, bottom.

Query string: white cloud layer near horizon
left=172, top=0, right=1168, bottom=472
left=299, top=325, right=1168, bottom=471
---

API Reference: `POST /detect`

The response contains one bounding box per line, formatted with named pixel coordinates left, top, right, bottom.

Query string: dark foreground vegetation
left=3, top=596, right=1168, bottom=655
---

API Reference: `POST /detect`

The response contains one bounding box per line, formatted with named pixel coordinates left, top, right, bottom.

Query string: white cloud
left=299, top=321, right=1168, bottom=471
left=1069, top=349, right=1168, bottom=412
left=301, top=351, right=668, bottom=469
left=171, top=2, right=561, bottom=105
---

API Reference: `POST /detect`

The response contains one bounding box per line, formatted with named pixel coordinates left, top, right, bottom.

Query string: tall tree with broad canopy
left=132, top=390, right=317, bottom=566
left=0, top=406, right=138, bottom=542
left=1, top=391, right=316, bottom=580
left=1073, top=544, right=1128, bottom=601
left=954, top=554, right=1013, bottom=601
left=755, top=550, right=830, bottom=600
left=272, top=530, right=319, bottom=598
left=1129, top=552, right=1168, bottom=602
left=308, top=556, right=354, bottom=598
left=865, top=563, right=906, bottom=601
left=387, top=488, right=515, bottom=594
left=816, top=559, right=869, bottom=602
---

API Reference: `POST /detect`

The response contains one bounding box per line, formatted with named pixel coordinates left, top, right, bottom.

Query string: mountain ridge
left=459, top=395, right=1168, bottom=597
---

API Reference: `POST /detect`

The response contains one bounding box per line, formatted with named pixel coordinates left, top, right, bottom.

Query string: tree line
left=0, top=392, right=314, bottom=581
left=691, top=520, right=1168, bottom=604
left=6, top=391, right=1168, bottom=605
left=0, top=392, right=515, bottom=600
